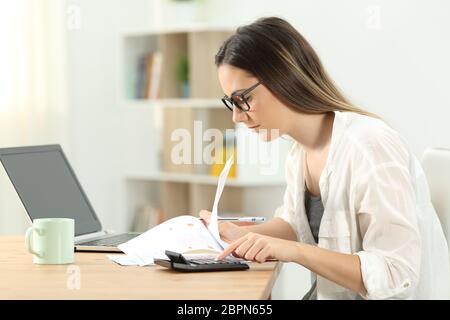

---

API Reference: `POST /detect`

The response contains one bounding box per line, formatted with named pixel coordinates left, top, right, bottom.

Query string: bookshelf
left=124, top=98, right=223, bottom=109
left=120, top=25, right=290, bottom=230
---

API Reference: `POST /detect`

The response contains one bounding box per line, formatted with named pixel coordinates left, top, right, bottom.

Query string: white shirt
left=274, top=111, right=450, bottom=299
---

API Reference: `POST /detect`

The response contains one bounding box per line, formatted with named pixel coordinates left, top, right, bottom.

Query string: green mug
left=25, top=218, right=74, bottom=264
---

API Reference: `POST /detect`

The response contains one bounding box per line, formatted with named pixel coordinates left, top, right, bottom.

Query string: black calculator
left=154, top=250, right=249, bottom=272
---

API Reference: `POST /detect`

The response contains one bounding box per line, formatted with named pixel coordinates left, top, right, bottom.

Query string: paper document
left=208, top=155, right=234, bottom=249
left=116, top=155, right=235, bottom=266
left=107, top=254, right=147, bottom=266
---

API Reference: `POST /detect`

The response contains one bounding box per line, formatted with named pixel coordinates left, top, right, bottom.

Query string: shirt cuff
left=355, top=251, right=414, bottom=300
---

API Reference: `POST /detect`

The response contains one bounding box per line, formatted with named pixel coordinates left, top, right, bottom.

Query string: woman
left=200, top=17, right=450, bottom=300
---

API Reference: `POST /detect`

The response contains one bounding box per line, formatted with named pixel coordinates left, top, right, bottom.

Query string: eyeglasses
left=221, top=81, right=262, bottom=112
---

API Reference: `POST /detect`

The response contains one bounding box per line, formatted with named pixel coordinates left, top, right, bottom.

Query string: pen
left=217, top=217, right=266, bottom=223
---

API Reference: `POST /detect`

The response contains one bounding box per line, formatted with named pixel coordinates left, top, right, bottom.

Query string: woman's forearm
left=233, top=217, right=366, bottom=295
left=240, top=217, right=297, bottom=241
left=293, top=242, right=367, bottom=296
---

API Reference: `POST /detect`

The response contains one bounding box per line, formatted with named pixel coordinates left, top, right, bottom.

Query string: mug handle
left=25, top=227, right=43, bottom=258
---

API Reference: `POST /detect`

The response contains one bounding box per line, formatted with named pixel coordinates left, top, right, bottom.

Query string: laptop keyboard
left=80, top=233, right=139, bottom=246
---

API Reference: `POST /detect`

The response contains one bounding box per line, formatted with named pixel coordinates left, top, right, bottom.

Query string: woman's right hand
left=199, top=210, right=249, bottom=244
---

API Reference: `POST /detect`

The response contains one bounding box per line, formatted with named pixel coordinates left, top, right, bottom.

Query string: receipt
left=207, top=155, right=234, bottom=249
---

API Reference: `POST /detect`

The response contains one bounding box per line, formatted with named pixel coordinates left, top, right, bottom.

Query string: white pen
left=217, top=216, right=266, bottom=223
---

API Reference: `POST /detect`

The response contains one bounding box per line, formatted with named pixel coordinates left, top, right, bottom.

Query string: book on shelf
left=148, top=51, right=163, bottom=99
left=210, top=148, right=236, bottom=178
left=135, top=51, right=163, bottom=99
left=210, top=132, right=237, bottom=178
left=134, top=54, right=146, bottom=99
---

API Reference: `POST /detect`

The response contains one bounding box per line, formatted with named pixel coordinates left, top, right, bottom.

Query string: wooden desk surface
left=0, top=236, right=281, bottom=300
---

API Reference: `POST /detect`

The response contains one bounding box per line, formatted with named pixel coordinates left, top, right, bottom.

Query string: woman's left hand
left=216, top=232, right=299, bottom=263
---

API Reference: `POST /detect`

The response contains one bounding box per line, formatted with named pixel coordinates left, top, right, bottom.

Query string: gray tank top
left=302, top=185, right=324, bottom=300
left=304, top=184, right=324, bottom=243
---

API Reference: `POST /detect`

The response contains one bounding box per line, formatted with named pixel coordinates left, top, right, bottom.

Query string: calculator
left=154, top=250, right=249, bottom=272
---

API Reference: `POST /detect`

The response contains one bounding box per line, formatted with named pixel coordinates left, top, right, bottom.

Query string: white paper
left=208, top=155, right=234, bottom=249
left=107, top=254, right=146, bottom=266
left=118, top=215, right=223, bottom=266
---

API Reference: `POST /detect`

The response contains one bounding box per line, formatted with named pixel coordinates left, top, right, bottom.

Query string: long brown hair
left=215, top=17, right=377, bottom=118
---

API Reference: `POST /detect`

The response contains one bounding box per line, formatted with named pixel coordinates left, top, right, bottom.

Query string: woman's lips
left=248, top=125, right=260, bottom=129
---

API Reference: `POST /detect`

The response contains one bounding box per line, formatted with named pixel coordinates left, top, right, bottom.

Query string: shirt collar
left=318, top=111, right=349, bottom=204
left=325, top=111, right=348, bottom=173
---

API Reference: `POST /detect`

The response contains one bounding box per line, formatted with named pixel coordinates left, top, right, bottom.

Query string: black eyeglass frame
left=221, top=81, right=263, bottom=112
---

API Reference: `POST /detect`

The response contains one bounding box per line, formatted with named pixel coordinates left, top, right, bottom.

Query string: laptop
left=0, top=144, right=141, bottom=252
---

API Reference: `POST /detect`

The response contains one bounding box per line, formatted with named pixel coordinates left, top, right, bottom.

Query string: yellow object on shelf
left=210, top=146, right=236, bottom=178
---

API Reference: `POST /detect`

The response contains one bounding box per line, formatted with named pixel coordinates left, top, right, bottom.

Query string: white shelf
left=126, top=171, right=286, bottom=187
left=122, top=24, right=235, bottom=37
left=123, top=98, right=224, bottom=109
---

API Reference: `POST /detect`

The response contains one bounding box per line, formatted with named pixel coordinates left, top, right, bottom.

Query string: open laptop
left=0, top=144, right=141, bottom=252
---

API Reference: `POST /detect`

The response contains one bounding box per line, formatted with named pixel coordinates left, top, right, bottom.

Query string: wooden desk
left=0, top=236, right=281, bottom=300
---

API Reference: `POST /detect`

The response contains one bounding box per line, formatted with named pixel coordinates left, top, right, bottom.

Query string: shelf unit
left=126, top=171, right=286, bottom=187
left=120, top=25, right=291, bottom=230
left=123, top=98, right=224, bottom=109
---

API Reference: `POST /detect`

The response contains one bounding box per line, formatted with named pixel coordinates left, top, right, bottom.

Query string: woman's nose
left=232, top=107, right=247, bottom=123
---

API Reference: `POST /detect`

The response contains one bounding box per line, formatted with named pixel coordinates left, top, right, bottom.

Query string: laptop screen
left=0, top=145, right=102, bottom=236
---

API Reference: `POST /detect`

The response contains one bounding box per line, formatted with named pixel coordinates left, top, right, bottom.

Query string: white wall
left=62, top=0, right=450, bottom=299
left=65, top=0, right=153, bottom=233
